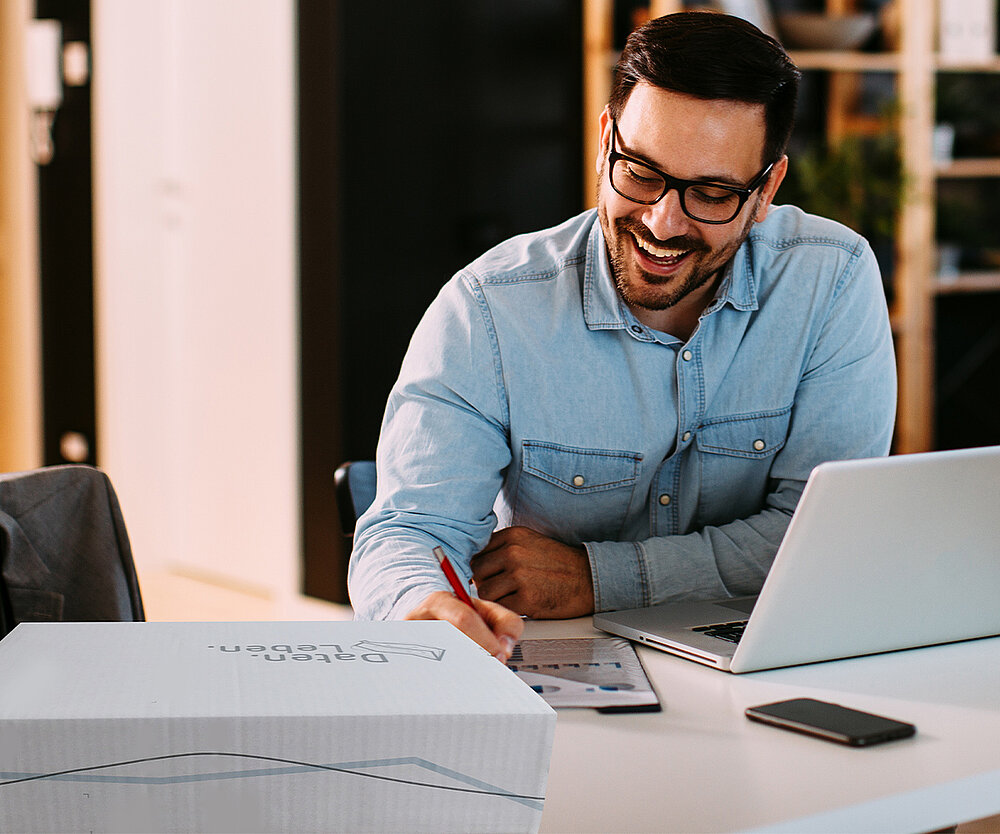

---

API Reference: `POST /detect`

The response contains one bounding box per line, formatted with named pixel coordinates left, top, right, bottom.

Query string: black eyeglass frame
left=608, top=118, right=775, bottom=225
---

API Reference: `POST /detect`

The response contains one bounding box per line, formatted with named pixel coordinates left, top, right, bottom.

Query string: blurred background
left=1, top=0, right=998, bottom=616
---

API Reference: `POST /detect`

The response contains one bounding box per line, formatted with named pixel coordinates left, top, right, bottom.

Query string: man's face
left=596, top=83, right=786, bottom=323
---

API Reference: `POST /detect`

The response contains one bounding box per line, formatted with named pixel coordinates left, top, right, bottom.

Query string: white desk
left=531, top=618, right=1000, bottom=834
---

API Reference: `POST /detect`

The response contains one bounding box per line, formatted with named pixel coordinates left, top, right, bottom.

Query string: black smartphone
left=745, top=698, right=916, bottom=747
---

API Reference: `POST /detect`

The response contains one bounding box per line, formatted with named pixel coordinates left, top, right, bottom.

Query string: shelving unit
left=583, top=0, right=1000, bottom=453
left=934, top=272, right=1000, bottom=295
left=934, top=158, right=1000, bottom=295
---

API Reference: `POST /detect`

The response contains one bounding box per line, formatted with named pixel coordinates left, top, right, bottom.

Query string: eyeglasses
left=608, top=119, right=774, bottom=225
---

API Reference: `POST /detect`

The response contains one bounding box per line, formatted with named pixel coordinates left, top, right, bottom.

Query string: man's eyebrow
left=618, top=134, right=745, bottom=186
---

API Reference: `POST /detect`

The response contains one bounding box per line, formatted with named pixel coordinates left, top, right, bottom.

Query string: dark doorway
left=298, top=1, right=584, bottom=602
left=35, top=0, right=97, bottom=467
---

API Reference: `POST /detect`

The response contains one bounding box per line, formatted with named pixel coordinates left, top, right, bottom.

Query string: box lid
left=0, top=621, right=552, bottom=720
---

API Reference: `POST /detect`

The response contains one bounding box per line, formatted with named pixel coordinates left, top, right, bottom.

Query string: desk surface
left=532, top=618, right=1000, bottom=834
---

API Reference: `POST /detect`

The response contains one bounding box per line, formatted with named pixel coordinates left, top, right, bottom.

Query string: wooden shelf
left=936, top=158, right=1000, bottom=178
left=934, top=272, right=1000, bottom=295
left=786, top=51, right=1000, bottom=74
left=936, top=56, right=1000, bottom=72
left=788, top=50, right=901, bottom=72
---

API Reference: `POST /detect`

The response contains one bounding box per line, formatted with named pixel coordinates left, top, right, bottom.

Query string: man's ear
left=596, top=107, right=612, bottom=177
left=753, top=155, right=788, bottom=223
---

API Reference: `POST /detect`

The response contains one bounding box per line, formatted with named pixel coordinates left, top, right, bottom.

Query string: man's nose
left=640, top=187, right=692, bottom=241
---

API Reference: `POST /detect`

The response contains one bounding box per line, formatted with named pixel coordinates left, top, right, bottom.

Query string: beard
left=598, top=194, right=761, bottom=313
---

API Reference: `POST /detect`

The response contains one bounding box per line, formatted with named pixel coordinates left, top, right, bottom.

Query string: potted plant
left=779, top=127, right=905, bottom=300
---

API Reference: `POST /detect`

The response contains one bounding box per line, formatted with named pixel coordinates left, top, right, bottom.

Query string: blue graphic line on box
left=0, top=752, right=544, bottom=810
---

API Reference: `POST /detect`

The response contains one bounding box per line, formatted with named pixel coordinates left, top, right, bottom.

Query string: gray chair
left=334, top=460, right=376, bottom=539
left=0, top=465, right=145, bottom=640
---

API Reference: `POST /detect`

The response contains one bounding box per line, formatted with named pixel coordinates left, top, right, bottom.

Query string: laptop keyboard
left=691, top=620, right=748, bottom=644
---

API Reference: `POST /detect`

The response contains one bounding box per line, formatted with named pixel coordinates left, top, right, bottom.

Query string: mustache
left=616, top=217, right=708, bottom=253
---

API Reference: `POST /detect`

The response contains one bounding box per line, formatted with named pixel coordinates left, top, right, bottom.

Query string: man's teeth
left=635, top=236, right=687, bottom=259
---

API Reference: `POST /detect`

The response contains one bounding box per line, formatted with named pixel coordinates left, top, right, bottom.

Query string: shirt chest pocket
left=694, top=405, right=792, bottom=525
left=696, top=406, right=791, bottom=459
left=514, top=441, right=642, bottom=543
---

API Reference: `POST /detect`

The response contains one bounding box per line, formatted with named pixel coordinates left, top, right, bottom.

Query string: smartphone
left=745, top=698, right=916, bottom=747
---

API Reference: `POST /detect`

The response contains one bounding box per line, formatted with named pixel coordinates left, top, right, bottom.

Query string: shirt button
left=753, top=439, right=766, bottom=451
left=630, top=325, right=643, bottom=334
left=682, top=431, right=691, bottom=442
left=659, top=493, right=671, bottom=506
left=682, top=350, right=693, bottom=361
left=573, top=475, right=585, bottom=487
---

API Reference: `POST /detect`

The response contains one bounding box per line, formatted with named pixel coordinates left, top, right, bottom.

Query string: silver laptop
left=594, top=446, right=1000, bottom=673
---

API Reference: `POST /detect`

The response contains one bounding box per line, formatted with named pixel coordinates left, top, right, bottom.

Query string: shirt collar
left=582, top=216, right=628, bottom=331
left=583, top=212, right=761, bottom=331
left=707, top=234, right=759, bottom=314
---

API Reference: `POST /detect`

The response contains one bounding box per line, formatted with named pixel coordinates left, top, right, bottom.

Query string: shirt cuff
left=585, top=540, right=650, bottom=612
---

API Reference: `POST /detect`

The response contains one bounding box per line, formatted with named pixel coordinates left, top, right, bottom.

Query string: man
left=348, top=12, right=896, bottom=660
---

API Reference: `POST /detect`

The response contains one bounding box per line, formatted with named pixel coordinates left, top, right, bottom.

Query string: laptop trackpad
left=717, top=596, right=757, bottom=616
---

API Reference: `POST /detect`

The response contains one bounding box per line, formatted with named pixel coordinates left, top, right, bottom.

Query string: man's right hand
left=404, top=591, right=523, bottom=661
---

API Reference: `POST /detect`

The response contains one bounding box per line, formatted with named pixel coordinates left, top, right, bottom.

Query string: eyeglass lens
left=611, top=157, right=745, bottom=223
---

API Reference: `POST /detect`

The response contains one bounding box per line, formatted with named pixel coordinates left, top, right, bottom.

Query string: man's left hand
left=470, top=526, right=595, bottom=619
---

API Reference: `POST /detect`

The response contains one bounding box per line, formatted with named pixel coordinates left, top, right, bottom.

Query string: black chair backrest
left=334, top=460, right=376, bottom=538
left=0, top=465, right=144, bottom=640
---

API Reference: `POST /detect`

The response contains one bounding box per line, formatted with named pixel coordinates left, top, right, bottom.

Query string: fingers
left=472, top=596, right=524, bottom=656
left=405, top=591, right=521, bottom=661
left=470, top=526, right=531, bottom=583
left=470, top=552, right=504, bottom=584
left=471, top=553, right=520, bottom=608
left=470, top=526, right=596, bottom=619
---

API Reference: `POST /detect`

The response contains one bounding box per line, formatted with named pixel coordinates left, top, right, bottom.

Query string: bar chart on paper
left=508, top=638, right=659, bottom=711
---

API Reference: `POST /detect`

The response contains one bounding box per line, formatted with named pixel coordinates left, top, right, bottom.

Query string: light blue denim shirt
left=349, top=206, right=896, bottom=620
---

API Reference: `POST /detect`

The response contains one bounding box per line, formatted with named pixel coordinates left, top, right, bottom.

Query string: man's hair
left=608, top=11, right=801, bottom=165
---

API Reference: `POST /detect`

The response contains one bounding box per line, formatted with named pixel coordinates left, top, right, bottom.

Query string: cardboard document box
left=0, top=620, right=555, bottom=833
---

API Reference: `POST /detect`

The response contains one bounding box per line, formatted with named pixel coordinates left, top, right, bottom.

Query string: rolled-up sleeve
left=348, top=274, right=511, bottom=620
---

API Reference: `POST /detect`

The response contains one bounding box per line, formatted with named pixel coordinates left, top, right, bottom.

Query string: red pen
left=434, top=546, right=475, bottom=608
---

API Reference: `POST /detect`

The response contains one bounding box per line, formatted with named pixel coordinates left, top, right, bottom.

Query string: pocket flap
left=523, top=441, right=642, bottom=493
left=696, top=406, right=792, bottom=459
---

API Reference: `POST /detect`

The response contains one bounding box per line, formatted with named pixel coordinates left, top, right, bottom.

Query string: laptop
left=593, top=445, right=1000, bottom=673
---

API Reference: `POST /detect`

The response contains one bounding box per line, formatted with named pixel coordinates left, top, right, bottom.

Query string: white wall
left=92, top=0, right=299, bottom=599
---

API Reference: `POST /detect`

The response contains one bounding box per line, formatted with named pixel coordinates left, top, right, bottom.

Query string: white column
left=92, top=0, right=299, bottom=600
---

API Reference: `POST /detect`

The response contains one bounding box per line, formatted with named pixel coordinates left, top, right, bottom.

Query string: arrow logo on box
left=352, top=641, right=446, bottom=661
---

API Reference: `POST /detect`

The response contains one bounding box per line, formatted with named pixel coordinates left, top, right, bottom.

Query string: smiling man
left=600, top=84, right=784, bottom=340
left=348, top=12, right=897, bottom=659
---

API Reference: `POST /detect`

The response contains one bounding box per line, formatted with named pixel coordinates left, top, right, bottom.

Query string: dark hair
left=608, top=11, right=801, bottom=165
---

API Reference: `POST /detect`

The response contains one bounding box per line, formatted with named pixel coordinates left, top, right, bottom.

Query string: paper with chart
left=507, top=638, right=659, bottom=710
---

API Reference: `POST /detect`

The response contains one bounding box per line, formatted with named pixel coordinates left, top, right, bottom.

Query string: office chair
left=334, top=460, right=377, bottom=538
left=0, top=465, right=145, bottom=640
